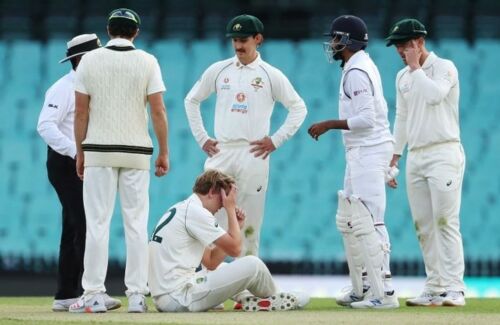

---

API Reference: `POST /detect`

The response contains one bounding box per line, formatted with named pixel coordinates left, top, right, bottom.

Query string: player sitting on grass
left=148, top=169, right=309, bottom=312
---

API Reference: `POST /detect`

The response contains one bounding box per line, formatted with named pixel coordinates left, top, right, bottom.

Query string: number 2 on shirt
left=151, top=208, right=176, bottom=244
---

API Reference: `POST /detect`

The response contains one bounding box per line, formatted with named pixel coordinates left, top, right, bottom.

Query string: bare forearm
left=151, top=107, right=169, bottom=155
left=323, top=119, right=349, bottom=131
left=226, top=209, right=241, bottom=245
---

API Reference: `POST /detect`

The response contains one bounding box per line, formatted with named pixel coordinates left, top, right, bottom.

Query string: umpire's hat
left=385, top=18, right=427, bottom=46
left=226, top=14, right=264, bottom=38
left=59, top=34, right=101, bottom=63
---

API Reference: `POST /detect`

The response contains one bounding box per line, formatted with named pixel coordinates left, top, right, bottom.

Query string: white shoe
left=442, top=291, right=466, bottom=307
left=128, top=293, right=147, bottom=313
left=242, top=292, right=307, bottom=312
left=336, top=285, right=369, bottom=307
left=406, top=291, right=444, bottom=307
left=68, top=294, right=107, bottom=313
left=210, top=302, right=225, bottom=311
left=102, top=293, right=122, bottom=311
left=52, top=298, right=79, bottom=312
left=351, top=291, right=400, bottom=309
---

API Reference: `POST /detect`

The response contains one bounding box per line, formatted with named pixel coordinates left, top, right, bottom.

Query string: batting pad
left=335, top=191, right=364, bottom=297
left=350, top=196, right=385, bottom=299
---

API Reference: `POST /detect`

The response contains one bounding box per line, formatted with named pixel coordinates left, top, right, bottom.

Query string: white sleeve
left=344, top=69, right=376, bottom=131
left=393, top=73, right=408, bottom=155
left=410, top=61, right=457, bottom=105
left=184, top=65, right=217, bottom=147
left=269, top=69, right=307, bottom=148
left=186, top=208, right=226, bottom=247
left=147, top=58, right=166, bottom=95
left=37, top=81, right=76, bottom=158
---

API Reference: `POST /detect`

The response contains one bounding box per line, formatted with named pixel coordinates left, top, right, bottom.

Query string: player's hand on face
left=221, top=184, right=237, bottom=211
left=155, top=153, right=170, bottom=177
left=249, top=136, right=276, bottom=159
left=404, top=40, right=422, bottom=71
left=308, top=122, right=328, bottom=141
left=235, top=206, right=246, bottom=229
left=202, top=139, right=220, bottom=157
left=76, top=152, right=84, bottom=180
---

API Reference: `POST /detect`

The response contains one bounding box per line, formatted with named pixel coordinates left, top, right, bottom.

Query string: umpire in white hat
left=37, top=33, right=120, bottom=312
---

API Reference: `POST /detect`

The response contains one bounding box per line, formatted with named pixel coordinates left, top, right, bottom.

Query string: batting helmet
left=323, top=15, right=368, bottom=63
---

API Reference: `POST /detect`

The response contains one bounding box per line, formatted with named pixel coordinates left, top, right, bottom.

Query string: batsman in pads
left=148, top=170, right=309, bottom=312
left=308, top=15, right=399, bottom=309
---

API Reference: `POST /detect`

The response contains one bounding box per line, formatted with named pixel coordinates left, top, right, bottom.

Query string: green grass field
left=1, top=297, right=499, bottom=325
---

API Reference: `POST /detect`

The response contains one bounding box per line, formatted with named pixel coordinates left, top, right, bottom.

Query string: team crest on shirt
left=251, top=77, right=264, bottom=91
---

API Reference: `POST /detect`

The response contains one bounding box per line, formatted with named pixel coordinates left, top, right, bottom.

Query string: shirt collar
left=68, top=69, right=76, bottom=80
left=421, top=51, right=437, bottom=69
left=343, top=50, right=367, bottom=71
left=106, top=38, right=135, bottom=48
left=232, top=52, right=262, bottom=70
left=189, top=193, right=203, bottom=207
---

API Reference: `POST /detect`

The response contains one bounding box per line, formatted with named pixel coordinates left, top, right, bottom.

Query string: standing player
left=185, top=14, right=307, bottom=258
left=386, top=18, right=466, bottom=307
left=148, top=169, right=309, bottom=312
left=308, top=15, right=399, bottom=309
left=37, top=34, right=119, bottom=312
left=69, top=8, right=169, bottom=313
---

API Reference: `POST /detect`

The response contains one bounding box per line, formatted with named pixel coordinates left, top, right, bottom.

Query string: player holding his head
left=184, top=14, right=307, bottom=261
left=308, top=15, right=399, bottom=309
left=386, top=18, right=466, bottom=307
left=148, top=169, right=309, bottom=312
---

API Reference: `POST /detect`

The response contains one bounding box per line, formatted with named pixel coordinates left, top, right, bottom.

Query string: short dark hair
left=108, top=20, right=138, bottom=38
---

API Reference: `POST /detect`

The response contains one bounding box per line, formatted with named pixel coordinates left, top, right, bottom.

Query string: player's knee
left=239, top=255, right=266, bottom=275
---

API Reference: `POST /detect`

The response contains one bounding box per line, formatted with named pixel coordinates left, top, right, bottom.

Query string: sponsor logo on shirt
left=251, top=77, right=264, bottom=91
left=231, top=92, right=248, bottom=113
left=353, top=89, right=368, bottom=96
left=221, top=77, right=231, bottom=90
left=236, top=92, right=246, bottom=102
left=48, top=103, right=59, bottom=109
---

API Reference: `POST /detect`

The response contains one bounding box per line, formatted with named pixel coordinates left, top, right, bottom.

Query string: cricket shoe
left=242, top=292, right=309, bottom=312
left=406, top=291, right=445, bottom=307
left=103, top=293, right=121, bottom=310
left=350, top=291, right=400, bottom=309
left=210, top=302, right=225, bottom=311
left=52, top=298, right=79, bottom=312
left=128, top=293, right=147, bottom=313
left=336, top=285, right=370, bottom=307
left=68, top=294, right=107, bottom=313
left=442, top=291, right=466, bottom=307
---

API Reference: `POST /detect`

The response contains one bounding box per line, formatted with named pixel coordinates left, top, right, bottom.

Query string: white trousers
left=343, top=141, right=393, bottom=277
left=153, top=256, right=277, bottom=312
left=205, top=143, right=269, bottom=256
left=406, top=142, right=465, bottom=293
left=82, top=167, right=150, bottom=296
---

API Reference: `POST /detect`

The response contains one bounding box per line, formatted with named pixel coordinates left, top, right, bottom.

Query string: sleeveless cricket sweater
left=76, top=46, right=158, bottom=170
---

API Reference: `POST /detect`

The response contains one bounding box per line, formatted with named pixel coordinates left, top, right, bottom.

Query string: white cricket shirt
left=185, top=52, right=307, bottom=148
left=148, top=194, right=226, bottom=298
left=393, top=52, right=460, bottom=154
left=37, top=70, right=77, bottom=158
left=339, top=50, right=394, bottom=148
